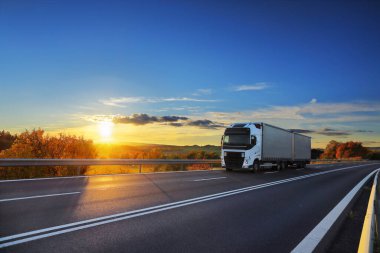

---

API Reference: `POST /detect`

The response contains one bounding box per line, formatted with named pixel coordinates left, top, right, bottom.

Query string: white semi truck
left=221, top=122, right=311, bottom=172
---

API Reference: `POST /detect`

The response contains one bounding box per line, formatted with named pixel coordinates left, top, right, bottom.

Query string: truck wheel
left=253, top=161, right=260, bottom=173
left=280, top=162, right=286, bottom=170
left=276, top=163, right=281, bottom=171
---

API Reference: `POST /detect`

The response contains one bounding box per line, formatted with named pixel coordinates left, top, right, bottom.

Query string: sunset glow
left=0, top=1, right=379, bottom=149
left=98, top=121, right=114, bottom=141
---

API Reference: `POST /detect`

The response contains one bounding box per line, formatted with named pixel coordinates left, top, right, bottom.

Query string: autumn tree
left=320, top=140, right=340, bottom=159
left=335, top=141, right=369, bottom=159
left=0, top=129, right=97, bottom=159
left=320, top=140, right=369, bottom=159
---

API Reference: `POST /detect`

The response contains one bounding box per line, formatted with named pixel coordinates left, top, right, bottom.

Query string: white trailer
left=221, top=122, right=311, bottom=172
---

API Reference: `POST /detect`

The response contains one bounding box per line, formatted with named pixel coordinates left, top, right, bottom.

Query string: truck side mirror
left=251, top=135, right=257, bottom=146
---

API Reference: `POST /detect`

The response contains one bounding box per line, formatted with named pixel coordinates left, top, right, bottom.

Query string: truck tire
left=280, top=162, right=286, bottom=170
left=253, top=161, right=260, bottom=173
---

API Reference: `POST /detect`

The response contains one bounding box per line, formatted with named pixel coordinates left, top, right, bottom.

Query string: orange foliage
left=0, top=129, right=97, bottom=159
left=320, top=140, right=369, bottom=159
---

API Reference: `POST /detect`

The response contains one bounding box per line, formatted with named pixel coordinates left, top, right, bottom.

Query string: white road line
left=291, top=168, right=380, bottom=253
left=296, top=168, right=304, bottom=171
left=0, top=170, right=220, bottom=183
left=0, top=163, right=377, bottom=248
left=0, top=192, right=81, bottom=202
left=193, top=177, right=227, bottom=182
left=264, top=171, right=279, bottom=174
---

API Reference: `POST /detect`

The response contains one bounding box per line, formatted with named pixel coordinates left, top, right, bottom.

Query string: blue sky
left=0, top=0, right=379, bottom=147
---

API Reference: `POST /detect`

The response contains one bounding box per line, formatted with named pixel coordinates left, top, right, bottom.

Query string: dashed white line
left=193, top=177, right=227, bottom=182
left=0, top=170, right=221, bottom=183
left=0, top=192, right=81, bottom=202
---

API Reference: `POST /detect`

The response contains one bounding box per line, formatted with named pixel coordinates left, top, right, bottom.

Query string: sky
left=0, top=0, right=379, bottom=148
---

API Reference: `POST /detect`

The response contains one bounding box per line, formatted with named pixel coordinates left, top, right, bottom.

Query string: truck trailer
left=221, top=122, right=311, bottom=172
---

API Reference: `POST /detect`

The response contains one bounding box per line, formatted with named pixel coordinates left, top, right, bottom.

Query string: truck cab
left=221, top=122, right=262, bottom=171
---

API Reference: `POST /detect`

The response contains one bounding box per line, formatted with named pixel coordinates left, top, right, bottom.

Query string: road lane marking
left=291, top=168, right=380, bottom=253
left=0, top=192, right=81, bottom=202
left=0, top=163, right=378, bottom=248
left=264, top=171, right=279, bottom=174
left=296, top=168, right=304, bottom=171
left=0, top=170, right=221, bottom=183
left=193, top=177, right=226, bottom=182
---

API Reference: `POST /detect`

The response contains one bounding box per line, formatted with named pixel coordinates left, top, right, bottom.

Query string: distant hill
left=95, top=143, right=220, bottom=159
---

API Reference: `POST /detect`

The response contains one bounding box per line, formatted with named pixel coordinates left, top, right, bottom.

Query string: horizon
left=1, top=1, right=379, bottom=149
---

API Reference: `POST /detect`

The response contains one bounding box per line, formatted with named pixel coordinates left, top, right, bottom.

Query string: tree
left=320, top=140, right=340, bottom=159
left=311, top=148, right=324, bottom=159
left=320, top=140, right=369, bottom=160
left=335, top=141, right=369, bottom=159
left=0, top=129, right=97, bottom=159
left=0, top=130, right=16, bottom=151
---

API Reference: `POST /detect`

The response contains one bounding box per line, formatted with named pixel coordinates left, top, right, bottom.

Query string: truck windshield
left=223, top=135, right=250, bottom=146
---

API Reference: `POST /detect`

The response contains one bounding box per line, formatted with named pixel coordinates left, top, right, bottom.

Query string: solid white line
left=193, top=177, right=227, bottom=182
left=0, top=170, right=220, bottom=183
left=0, top=192, right=81, bottom=202
left=291, top=168, right=380, bottom=253
left=0, top=163, right=377, bottom=248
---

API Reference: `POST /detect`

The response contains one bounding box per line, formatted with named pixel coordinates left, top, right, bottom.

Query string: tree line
left=1, top=129, right=379, bottom=179
left=0, top=129, right=97, bottom=158
left=320, top=140, right=378, bottom=160
left=1, top=130, right=379, bottom=160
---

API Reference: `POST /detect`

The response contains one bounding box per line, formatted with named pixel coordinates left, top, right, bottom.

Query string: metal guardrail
left=358, top=170, right=380, bottom=253
left=0, top=159, right=221, bottom=167
left=0, top=158, right=367, bottom=167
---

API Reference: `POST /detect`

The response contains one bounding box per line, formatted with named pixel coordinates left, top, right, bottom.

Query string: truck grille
left=224, top=152, right=244, bottom=168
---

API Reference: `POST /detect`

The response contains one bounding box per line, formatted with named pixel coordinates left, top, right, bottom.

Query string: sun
left=98, top=121, right=114, bottom=140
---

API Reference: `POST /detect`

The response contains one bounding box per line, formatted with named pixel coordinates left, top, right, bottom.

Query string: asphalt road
left=0, top=162, right=379, bottom=252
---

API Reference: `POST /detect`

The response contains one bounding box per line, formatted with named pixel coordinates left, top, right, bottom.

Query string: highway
left=0, top=162, right=379, bottom=252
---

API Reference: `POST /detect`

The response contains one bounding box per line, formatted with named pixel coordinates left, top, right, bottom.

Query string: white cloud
left=310, top=98, right=317, bottom=104
left=192, top=88, right=212, bottom=96
left=205, top=101, right=380, bottom=127
left=162, top=97, right=217, bottom=102
left=299, top=102, right=380, bottom=115
left=234, top=83, right=269, bottom=91
left=100, top=96, right=218, bottom=107
left=99, top=97, right=143, bottom=107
